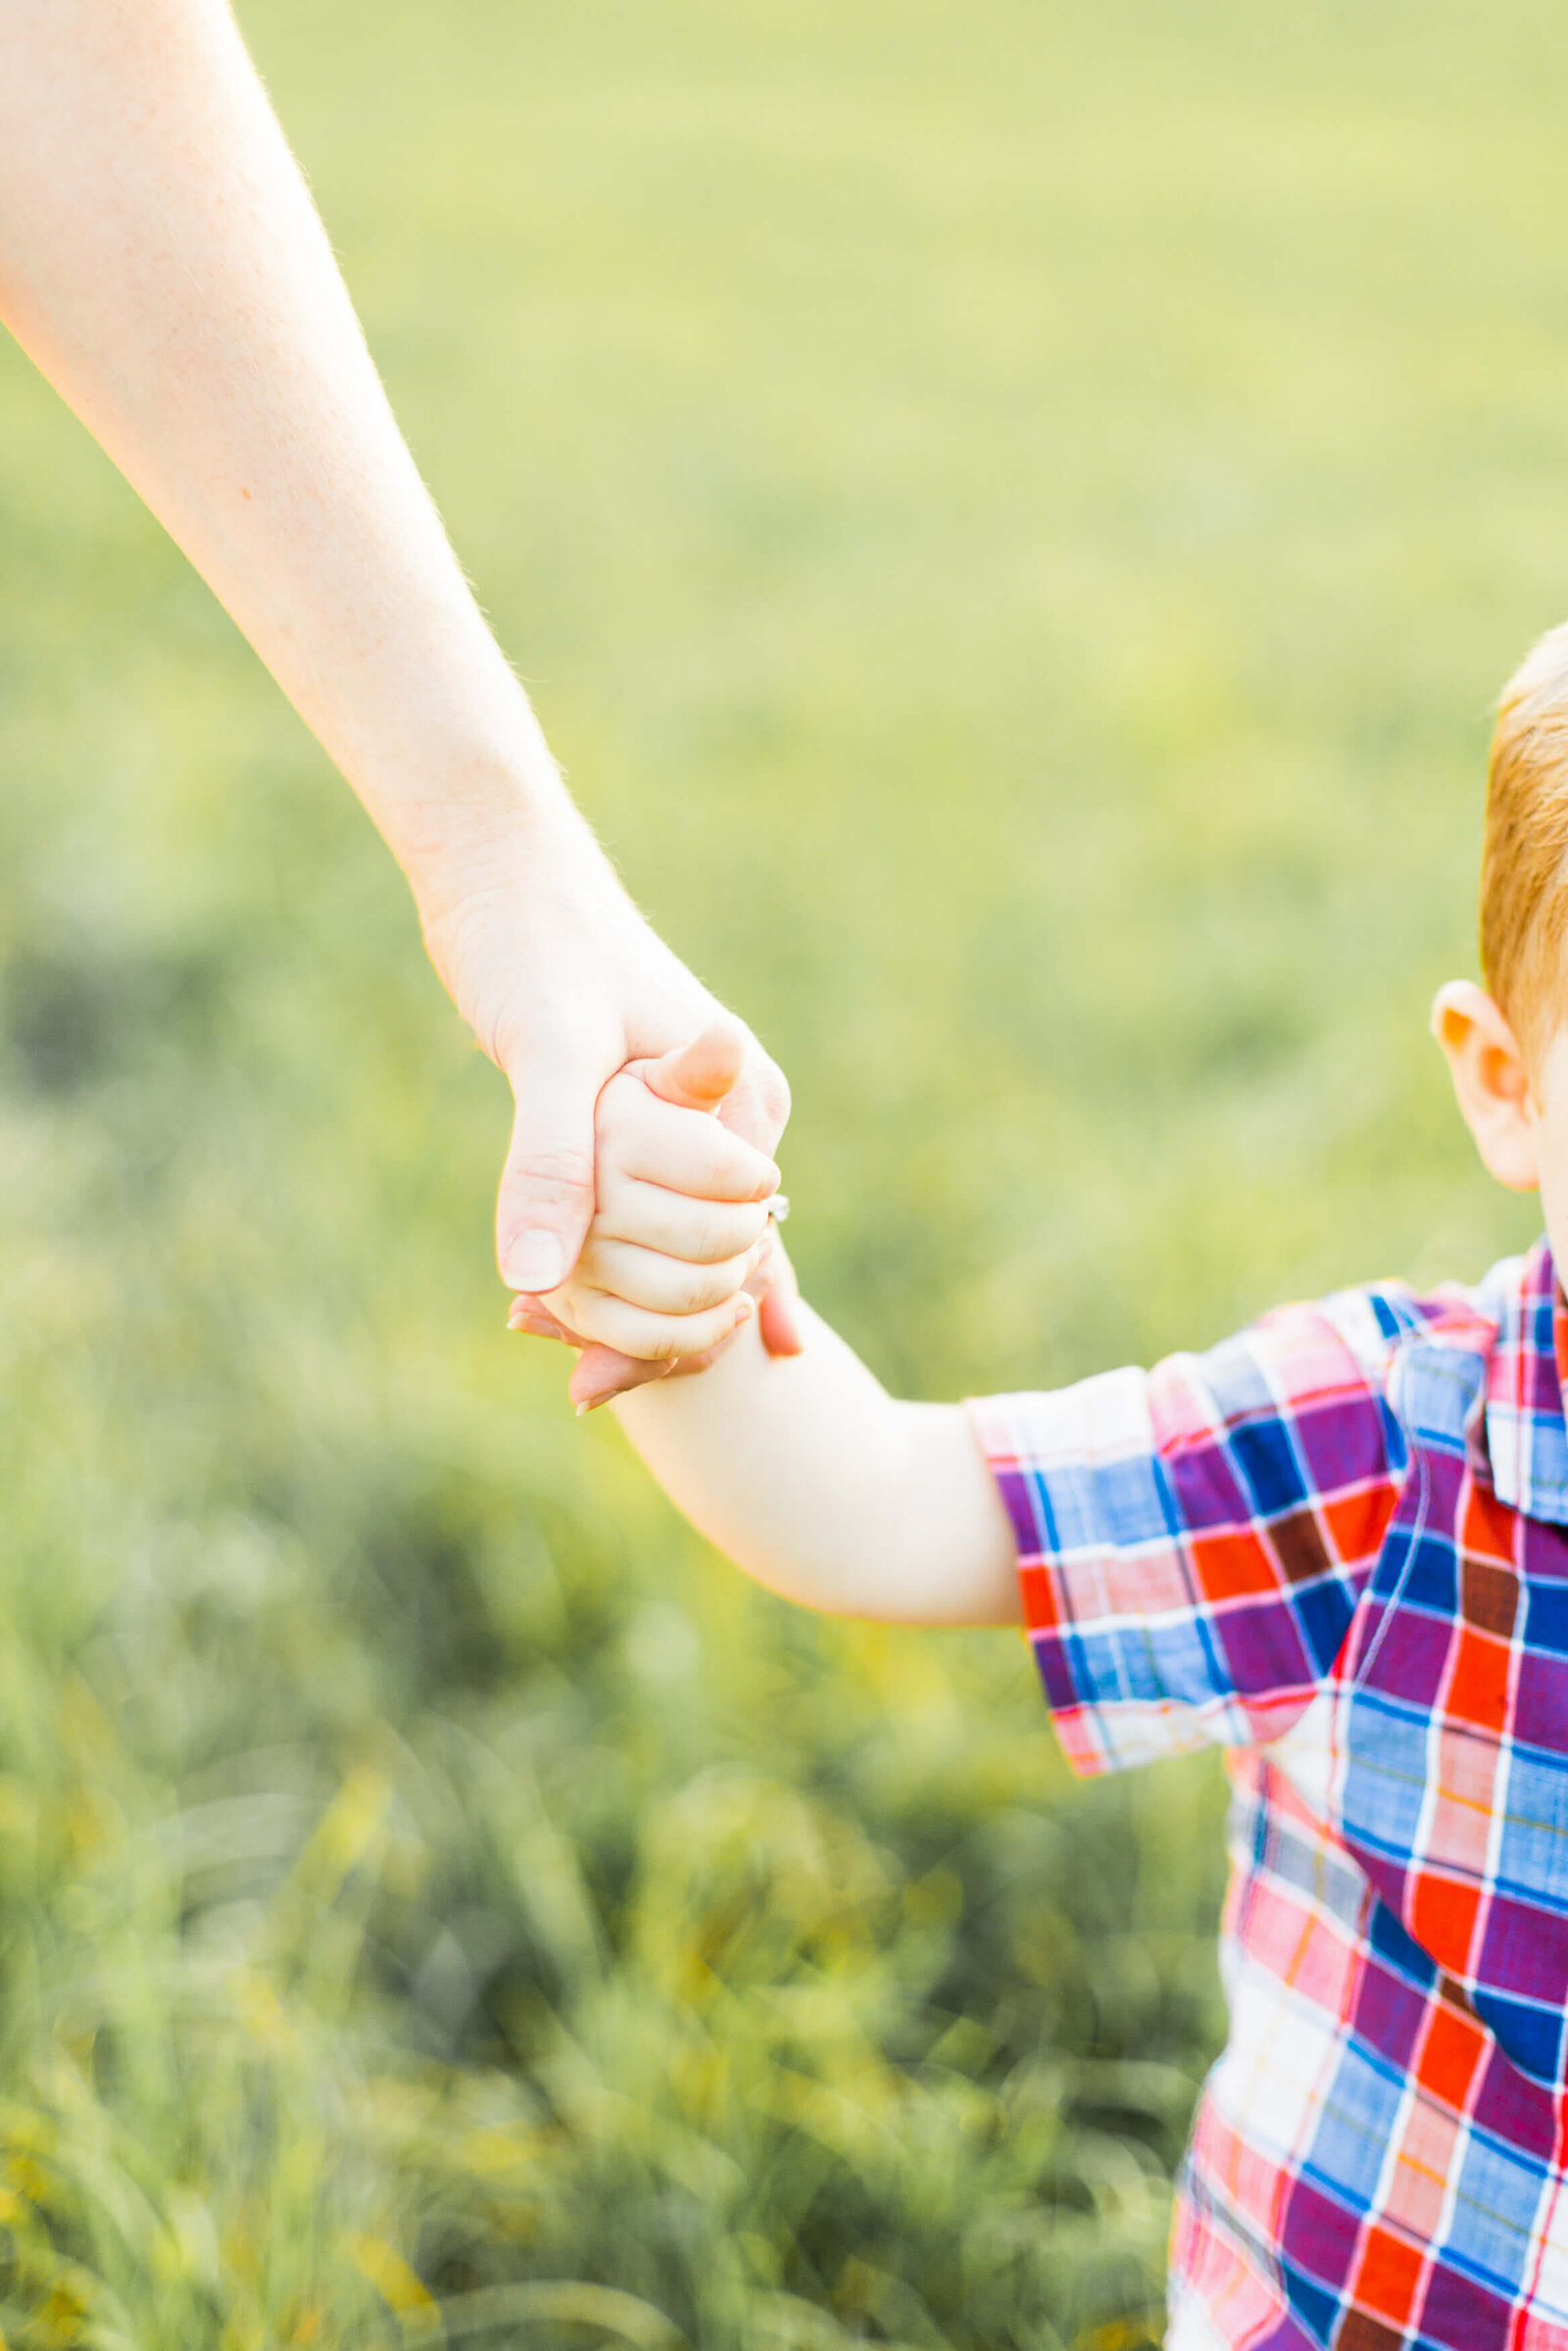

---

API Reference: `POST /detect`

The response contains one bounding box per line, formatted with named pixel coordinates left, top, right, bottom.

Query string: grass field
left=0, top=0, right=1564, bottom=2340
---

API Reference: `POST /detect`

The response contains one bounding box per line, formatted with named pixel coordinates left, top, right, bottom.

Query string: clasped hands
left=506, top=1022, right=802, bottom=1411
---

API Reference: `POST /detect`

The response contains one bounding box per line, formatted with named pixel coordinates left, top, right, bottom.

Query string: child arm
left=612, top=1290, right=1020, bottom=1627
left=512, top=1024, right=1020, bottom=1626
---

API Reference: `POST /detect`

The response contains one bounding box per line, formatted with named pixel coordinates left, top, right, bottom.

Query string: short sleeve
left=968, top=1288, right=1413, bottom=1774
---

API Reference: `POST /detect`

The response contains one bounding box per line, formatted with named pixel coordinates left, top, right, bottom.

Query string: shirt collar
left=1483, top=1236, right=1568, bottom=1523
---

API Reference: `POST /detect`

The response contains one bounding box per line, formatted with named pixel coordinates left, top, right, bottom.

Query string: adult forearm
left=0, top=0, right=564, bottom=904
left=612, top=1303, right=1020, bottom=1627
left=0, top=0, right=797, bottom=1317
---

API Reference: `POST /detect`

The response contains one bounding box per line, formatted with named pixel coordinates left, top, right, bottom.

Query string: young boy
left=512, top=622, right=1568, bottom=2351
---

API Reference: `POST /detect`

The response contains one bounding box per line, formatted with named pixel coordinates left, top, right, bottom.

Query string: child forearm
left=611, top=1301, right=1020, bottom=1627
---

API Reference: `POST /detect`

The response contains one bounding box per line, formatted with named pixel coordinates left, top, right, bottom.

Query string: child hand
left=507, top=1021, right=785, bottom=1406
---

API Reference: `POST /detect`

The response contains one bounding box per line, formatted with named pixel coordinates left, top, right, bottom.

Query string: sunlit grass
left=0, top=0, right=1558, bottom=2337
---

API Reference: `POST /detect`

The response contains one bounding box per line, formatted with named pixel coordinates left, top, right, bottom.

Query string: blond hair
left=1482, top=622, right=1568, bottom=1062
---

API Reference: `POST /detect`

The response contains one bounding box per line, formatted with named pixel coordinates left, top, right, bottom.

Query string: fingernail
left=574, top=1400, right=592, bottom=1418
left=505, top=1231, right=567, bottom=1293
left=735, top=1293, right=757, bottom=1323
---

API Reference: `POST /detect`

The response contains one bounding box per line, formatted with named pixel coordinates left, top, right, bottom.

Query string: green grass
left=0, top=0, right=1561, bottom=2339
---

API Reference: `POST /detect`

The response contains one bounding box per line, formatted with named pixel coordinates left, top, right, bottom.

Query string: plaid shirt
left=971, top=1241, right=1568, bottom=2351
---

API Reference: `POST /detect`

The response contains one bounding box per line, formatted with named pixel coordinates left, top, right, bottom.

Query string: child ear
left=1430, top=980, right=1541, bottom=1192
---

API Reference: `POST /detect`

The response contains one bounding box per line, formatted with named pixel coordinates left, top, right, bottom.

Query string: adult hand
left=418, top=807, right=801, bottom=1396
left=502, top=1015, right=803, bottom=1409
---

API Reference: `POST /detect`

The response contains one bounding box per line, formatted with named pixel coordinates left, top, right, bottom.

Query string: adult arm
left=0, top=0, right=792, bottom=1362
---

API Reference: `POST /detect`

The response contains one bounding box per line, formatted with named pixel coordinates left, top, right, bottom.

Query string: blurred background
left=0, top=0, right=1562, bottom=2340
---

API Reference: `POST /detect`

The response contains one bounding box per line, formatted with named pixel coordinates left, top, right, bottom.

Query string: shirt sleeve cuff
left=964, top=1379, right=1240, bottom=1776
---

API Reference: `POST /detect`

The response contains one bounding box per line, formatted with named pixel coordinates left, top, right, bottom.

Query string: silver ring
left=764, top=1192, right=790, bottom=1225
